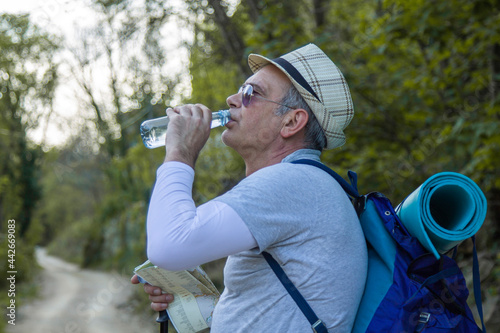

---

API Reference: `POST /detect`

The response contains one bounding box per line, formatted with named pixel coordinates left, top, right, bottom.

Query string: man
left=132, top=43, right=368, bottom=332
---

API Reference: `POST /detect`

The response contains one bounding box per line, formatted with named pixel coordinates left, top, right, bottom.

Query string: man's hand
left=164, top=104, right=212, bottom=169
left=131, top=274, right=174, bottom=311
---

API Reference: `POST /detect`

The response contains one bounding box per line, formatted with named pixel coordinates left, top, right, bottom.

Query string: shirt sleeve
left=146, top=161, right=257, bottom=271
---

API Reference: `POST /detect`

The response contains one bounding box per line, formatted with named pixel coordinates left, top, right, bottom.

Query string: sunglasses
left=238, top=84, right=295, bottom=109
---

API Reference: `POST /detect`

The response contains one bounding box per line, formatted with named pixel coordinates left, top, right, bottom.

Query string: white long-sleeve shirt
left=146, top=161, right=257, bottom=271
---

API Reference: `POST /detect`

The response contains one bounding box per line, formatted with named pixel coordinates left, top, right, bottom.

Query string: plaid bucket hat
left=248, top=43, right=354, bottom=150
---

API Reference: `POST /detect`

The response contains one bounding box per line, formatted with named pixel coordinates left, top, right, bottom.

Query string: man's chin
left=221, top=130, right=236, bottom=149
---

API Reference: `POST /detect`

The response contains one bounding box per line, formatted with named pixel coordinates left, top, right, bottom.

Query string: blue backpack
left=263, top=159, right=486, bottom=332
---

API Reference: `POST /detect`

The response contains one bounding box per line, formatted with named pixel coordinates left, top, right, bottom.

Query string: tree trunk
left=313, top=0, right=328, bottom=28
left=207, top=0, right=250, bottom=77
left=244, top=0, right=260, bottom=24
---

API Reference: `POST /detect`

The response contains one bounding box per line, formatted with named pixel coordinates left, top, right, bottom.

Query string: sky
left=1, top=0, right=97, bottom=32
left=1, top=0, right=191, bottom=148
left=1, top=0, right=107, bottom=148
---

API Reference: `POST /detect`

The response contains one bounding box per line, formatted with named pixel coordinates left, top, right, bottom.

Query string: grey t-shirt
left=212, top=149, right=368, bottom=332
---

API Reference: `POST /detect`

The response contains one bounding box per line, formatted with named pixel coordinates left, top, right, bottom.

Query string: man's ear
left=280, top=109, right=309, bottom=138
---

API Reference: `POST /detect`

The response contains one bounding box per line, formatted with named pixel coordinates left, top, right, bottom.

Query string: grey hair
left=275, top=85, right=327, bottom=151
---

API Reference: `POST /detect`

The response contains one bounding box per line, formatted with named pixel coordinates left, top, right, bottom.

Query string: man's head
left=223, top=64, right=301, bottom=157
left=248, top=43, right=354, bottom=150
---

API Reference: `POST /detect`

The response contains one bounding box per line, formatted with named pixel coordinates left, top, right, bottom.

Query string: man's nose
left=226, top=91, right=241, bottom=108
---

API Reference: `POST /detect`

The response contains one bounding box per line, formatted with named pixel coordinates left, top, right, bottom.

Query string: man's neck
left=243, top=144, right=305, bottom=176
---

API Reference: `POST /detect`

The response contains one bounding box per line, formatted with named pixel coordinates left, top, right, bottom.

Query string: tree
left=67, top=0, right=179, bottom=158
left=41, top=0, right=186, bottom=268
left=0, top=13, right=59, bottom=237
left=320, top=0, right=500, bottom=217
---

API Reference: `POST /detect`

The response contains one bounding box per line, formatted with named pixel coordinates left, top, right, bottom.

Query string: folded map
left=134, top=260, right=220, bottom=333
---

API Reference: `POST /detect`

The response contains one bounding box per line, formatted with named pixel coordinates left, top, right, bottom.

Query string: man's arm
left=147, top=161, right=257, bottom=271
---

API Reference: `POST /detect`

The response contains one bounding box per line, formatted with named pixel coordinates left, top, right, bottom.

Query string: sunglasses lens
left=241, top=85, right=252, bottom=107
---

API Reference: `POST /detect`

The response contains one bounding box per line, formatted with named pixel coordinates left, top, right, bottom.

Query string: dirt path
left=9, top=248, right=157, bottom=333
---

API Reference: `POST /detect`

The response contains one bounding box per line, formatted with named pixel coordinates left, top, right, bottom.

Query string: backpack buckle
left=419, top=312, right=430, bottom=323
left=312, top=319, right=327, bottom=333
left=354, top=195, right=367, bottom=215
left=415, top=312, right=431, bottom=332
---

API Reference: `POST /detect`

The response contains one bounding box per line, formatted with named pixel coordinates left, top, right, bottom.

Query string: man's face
left=222, top=65, right=291, bottom=157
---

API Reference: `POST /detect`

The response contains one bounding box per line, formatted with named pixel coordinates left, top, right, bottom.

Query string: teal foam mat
left=396, top=172, right=487, bottom=259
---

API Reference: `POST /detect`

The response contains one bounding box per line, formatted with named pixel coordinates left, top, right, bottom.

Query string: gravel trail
left=9, top=248, right=157, bottom=333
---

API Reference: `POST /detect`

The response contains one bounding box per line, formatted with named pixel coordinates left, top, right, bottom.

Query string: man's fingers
left=171, top=104, right=211, bottom=124
left=151, top=302, right=169, bottom=311
left=195, top=103, right=212, bottom=121
left=149, top=294, right=174, bottom=303
left=143, top=284, right=174, bottom=302
left=130, top=274, right=140, bottom=284
left=149, top=293, right=174, bottom=311
left=144, top=283, right=162, bottom=295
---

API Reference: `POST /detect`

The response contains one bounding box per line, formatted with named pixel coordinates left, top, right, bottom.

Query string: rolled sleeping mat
left=395, top=172, right=487, bottom=259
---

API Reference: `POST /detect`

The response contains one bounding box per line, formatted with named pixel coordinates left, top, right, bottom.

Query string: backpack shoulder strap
left=261, top=159, right=360, bottom=332
left=472, top=236, right=487, bottom=332
left=292, top=159, right=366, bottom=214
left=292, top=159, right=360, bottom=198
left=262, top=251, right=328, bottom=333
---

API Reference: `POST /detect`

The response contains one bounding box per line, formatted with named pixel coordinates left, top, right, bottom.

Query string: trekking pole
left=157, top=310, right=169, bottom=333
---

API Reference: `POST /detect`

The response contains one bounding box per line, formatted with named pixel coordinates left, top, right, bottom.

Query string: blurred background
left=0, top=0, right=498, bottom=332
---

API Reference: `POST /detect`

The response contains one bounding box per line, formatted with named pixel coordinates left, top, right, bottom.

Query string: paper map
left=134, top=260, right=220, bottom=333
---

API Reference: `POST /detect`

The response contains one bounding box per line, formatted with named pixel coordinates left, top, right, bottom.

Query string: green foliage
left=32, top=137, right=105, bottom=248
left=317, top=0, right=500, bottom=204
left=89, top=143, right=160, bottom=269
left=40, top=137, right=160, bottom=270
left=0, top=13, right=59, bottom=235
left=194, top=130, right=245, bottom=203
left=244, top=0, right=314, bottom=54
left=188, top=44, right=242, bottom=110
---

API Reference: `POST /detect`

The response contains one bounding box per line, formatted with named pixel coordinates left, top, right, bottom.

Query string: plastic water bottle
left=140, top=109, right=231, bottom=149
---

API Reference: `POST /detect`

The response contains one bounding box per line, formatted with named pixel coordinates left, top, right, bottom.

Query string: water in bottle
left=140, top=109, right=231, bottom=149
